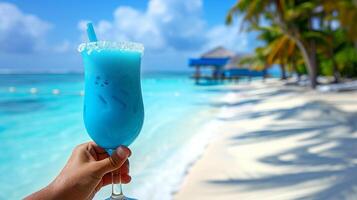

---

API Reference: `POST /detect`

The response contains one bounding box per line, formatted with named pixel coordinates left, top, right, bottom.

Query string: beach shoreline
left=174, top=79, right=357, bottom=200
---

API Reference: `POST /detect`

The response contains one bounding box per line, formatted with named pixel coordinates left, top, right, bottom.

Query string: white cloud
left=77, top=0, right=254, bottom=71
left=205, top=22, right=248, bottom=52
left=0, top=2, right=52, bottom=53
left=79, top=0, right=211, bottom=50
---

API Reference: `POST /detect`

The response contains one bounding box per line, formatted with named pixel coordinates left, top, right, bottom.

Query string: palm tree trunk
left=263, top=63, right=269, bottom=82
left=327, top=20, right=341, bottom=83
left=280, top=64, right=287, bottom=80
left=329, top=48, right=340, bottom=83
left=273, top=3, right=317, bottom=88
left=306, top=16, right=318, bottom=88
left=294, top=38, right=318, bottom=88
left=332, top=59, right=341, bottom=83
left=292, top=57, right=301, bottom=82
left=309, top=40, right=318, bottom=87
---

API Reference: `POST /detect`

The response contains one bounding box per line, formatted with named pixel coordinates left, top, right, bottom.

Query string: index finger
left=88, top=142, right=108, bottom=154
left=89, top=142, right=132, bottom=158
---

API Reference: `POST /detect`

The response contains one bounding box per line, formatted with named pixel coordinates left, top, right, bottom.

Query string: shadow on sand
left=207, top=99, right=357, bottom=199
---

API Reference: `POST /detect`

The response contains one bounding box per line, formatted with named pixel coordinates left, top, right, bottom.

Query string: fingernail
left=128, top=148, right=132, bottom=157
left=116, top=146, right=129, bottom=158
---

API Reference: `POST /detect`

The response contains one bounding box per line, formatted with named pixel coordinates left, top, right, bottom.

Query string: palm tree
left=329, top=0, right=357, bottom=49
left=226, top=0, right=321, bottom=88
left=261, top=26, right=299, bottom=80
left=239, top=48, right=269, bottom=73
left=319, top=0, right=355, bottom=82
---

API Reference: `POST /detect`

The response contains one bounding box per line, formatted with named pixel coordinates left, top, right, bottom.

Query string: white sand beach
left=174, top=80, right=357, bottom=200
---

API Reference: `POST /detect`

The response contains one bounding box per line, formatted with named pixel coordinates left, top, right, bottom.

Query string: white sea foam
left=29, top=87, right=38, bottom=94
left=78, top=41, right=144, bottom=55
left=8, top=86, right=16, bottom=93
left=79, top=90, right=85, bottom=96
left=52, top=89, right=60, bottom=95
left=127, top=93, right=229, bottom=200
left=133, top=119, right=222, bottom=200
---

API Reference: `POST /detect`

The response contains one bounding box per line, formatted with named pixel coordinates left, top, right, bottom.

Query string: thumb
left=95, top=146, right=131, bottom=175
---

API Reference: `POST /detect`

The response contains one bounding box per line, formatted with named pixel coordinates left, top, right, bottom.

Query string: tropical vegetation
left=226, top=0, right=357, bottom=88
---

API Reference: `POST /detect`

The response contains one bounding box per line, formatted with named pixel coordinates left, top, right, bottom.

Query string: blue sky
left=0, top=0, right=259, bottom=72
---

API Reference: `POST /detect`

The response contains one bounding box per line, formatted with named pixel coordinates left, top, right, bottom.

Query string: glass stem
left=111, top=172, right=124, bottom=199
left=111, top=172, right=115, bottom=196
left=118, top=172, right=123, bottom=195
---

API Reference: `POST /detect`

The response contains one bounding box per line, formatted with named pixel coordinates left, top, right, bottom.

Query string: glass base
left=106, top=194, right=137, bottom=200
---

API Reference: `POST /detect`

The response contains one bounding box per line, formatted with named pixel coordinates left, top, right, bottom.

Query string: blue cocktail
left=80, top=43, right=144, bottom=149
left=78, top=23, right=144, bottom=200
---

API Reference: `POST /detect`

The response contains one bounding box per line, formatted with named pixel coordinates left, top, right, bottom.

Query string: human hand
left=25, top=142, right=131, bottom=200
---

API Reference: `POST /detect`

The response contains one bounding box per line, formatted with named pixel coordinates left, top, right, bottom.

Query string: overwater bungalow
left=188, top=46, right=266, bottom=84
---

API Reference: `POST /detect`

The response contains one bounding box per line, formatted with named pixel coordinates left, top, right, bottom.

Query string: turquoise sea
left=0, top=73, right=223, bottom=200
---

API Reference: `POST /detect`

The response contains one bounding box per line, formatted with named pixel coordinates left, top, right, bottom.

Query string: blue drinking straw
left=86, top=22, right=98, bottom=42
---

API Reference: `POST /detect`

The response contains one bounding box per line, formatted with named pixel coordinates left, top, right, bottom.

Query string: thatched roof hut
left=188, top=46, right=266, bottom=84
left=224, top=54, right=246, bottom=69
left=201, top=46, right=235, bottom=58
